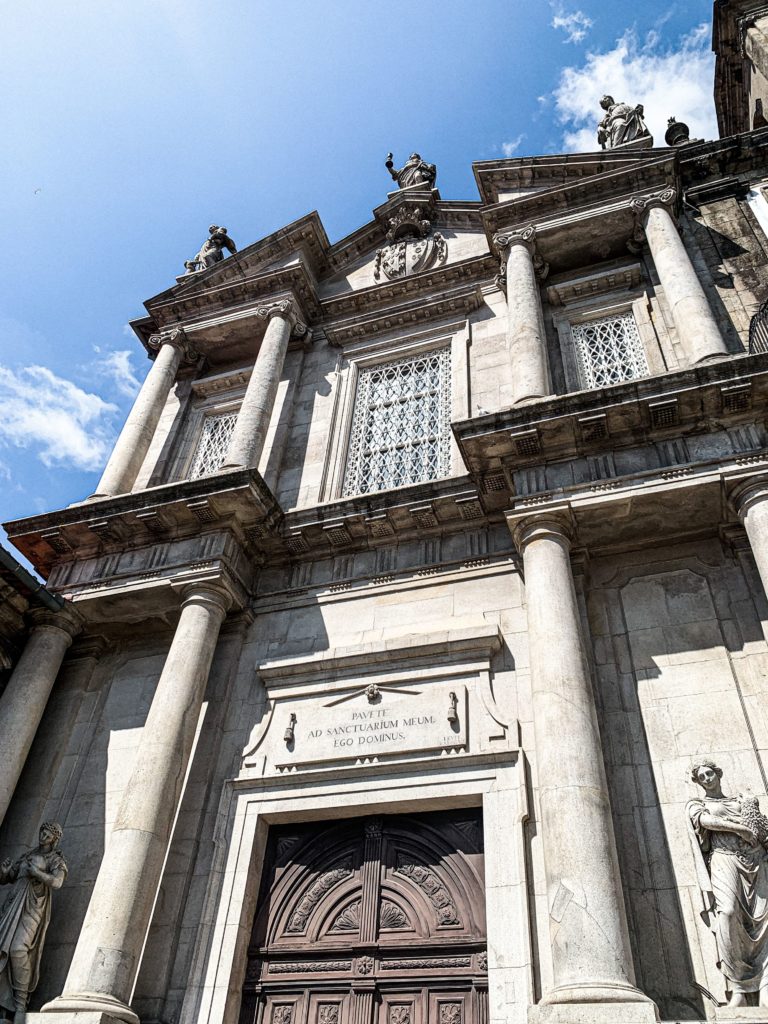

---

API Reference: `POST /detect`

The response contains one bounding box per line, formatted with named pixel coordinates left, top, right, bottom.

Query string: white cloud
left=552, top=23, right=717, bottom=152
left=95, top=348, right=143, bottom=399
left=552, top=9, right=593, bottom=44
left=0, top=364, right=117, bottom=471
left=501, top=134, right=526, bottom=157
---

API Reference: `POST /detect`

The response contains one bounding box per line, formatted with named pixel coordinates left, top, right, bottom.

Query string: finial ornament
left=0, top=822, right=67, bottom=1024
left=385, top=151, right=437, bottom=191
left=597, top=94, right=652, bottom=150
left=184, top=224, right=237, bottom=274
left=687, top=760, right=768, bottom=1007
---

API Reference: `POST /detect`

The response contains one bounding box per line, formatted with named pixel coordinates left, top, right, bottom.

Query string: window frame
left=320, top=321, right=470, bottom=502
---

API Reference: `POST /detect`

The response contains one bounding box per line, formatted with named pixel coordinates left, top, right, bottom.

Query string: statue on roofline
left=184, top=224, right=237, bottom=274
left=385, top=152, right=437, bottom=190
left=597, top=94, right=651, bottom=150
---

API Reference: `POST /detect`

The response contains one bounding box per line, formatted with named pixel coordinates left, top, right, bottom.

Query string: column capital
left=148, top=326, right=198, bottom=364
left=493, top=225, right=537, bottom=254
left=630, top=186, right=678, bottom=219
left=493, top=225, right=549, bottom=288
left=729, top=477, right=768, bottom=521
left=256, top=298, right=308, bottom=338
left=173, top=580, right=235, bottom=619
left=27, top=602, right=84, bottom=643
left=505, top=506, right=575, bottom=555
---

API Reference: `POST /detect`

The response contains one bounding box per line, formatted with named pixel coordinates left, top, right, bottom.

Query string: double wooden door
left=239, top=810, right=487, bottom=1024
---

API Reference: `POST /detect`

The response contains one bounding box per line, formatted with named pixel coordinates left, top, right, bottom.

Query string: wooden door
left=240, top=810, right=487, bottom=1024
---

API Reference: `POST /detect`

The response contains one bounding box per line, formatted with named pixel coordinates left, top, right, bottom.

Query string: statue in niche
left=0, top=822, right=67, bottom=1024
left=687, top=759, right=768, bottom=1007
left=385, top=152, right=437, bottom=190
left=597, top=94, right=651, bottom=149
left=184, top=224, right=237, bottom=274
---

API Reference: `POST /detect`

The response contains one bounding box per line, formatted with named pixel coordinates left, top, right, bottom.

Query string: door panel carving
left=240, top=811, right=487, bottom=1024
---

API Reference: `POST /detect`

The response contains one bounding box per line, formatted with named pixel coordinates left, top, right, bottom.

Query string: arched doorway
left=239, top=809, right=487, bottom=1024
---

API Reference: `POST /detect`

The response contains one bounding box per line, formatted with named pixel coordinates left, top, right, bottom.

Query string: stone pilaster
left=91, top=328, right=194, bottom=499
left=632, top=188, right=728, bottom=365
left=0, top=604, right=83, bottom=826
left=42, top=582, right=233, bottom=1024
left=222, top=299, right=306, bottom=470
left=507, top=509, right=656, bottom=1024
left=494, top=228, right=551, bottom=404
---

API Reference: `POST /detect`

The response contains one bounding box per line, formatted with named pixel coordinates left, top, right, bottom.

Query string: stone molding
left=738, top=5, right=768, bottom=54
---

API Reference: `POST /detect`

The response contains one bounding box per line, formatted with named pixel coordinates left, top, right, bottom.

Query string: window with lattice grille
left=189, top=410, right=237, bottom=479
left=571, top=311, right=649, bottom=389
left=342, top=348, right=451, bottom=497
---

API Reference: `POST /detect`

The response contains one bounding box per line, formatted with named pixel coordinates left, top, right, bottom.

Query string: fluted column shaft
left=223, top=302, right=297, bottom=470
left=511, top=513, right=652, bottom=1011
left=495, top=229, right=551, bottom=404
left=0, top=606, right=82, bottom=825
left=92, top=331, right=188, bottom=498
left=44, top=584, right=231, bottom=1024
left=639, top=195, right=728, bottom=365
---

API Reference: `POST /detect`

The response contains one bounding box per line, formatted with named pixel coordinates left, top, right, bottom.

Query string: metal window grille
left=571, top=311, right=649, bottom=389
left=188, top=410, right=237, bottom=479
left=342, top=347, right=452, bottom=497
left=749, top=298, right=768, bottom=353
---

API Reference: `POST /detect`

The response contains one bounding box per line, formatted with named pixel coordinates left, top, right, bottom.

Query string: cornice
left=324, top=283, right=484, bottom=347
left=321, top=253, right=495, bottom=324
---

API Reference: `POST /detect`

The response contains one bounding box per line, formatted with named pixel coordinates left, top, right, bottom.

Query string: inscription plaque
left=276, top=687, right=467, bottom=767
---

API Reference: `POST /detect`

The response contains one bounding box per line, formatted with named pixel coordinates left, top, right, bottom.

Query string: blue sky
left=0, top=0, right=716, bottom=553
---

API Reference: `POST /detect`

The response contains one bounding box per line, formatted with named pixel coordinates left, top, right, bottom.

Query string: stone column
left=634, top=189, right=728, bottom=365
left=494, top=227, right=551, bottom=405
left=43, top=582, right=232, bottom=1024
left=91, top=328, right=192, bottom=499
left=732, top=480, right=768, bottom=599
left=508, top=511, right=655, bottom=1021
left=222, top=299, right=303, bottom=470
left=0, top=604, right=82, bottom=826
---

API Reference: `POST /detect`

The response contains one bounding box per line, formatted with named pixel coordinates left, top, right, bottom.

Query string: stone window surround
left=552, top=290, right=669, bottom=396
left=320, top=320, right=471, bottom=503
left=170, top=370, right=250, bottom=482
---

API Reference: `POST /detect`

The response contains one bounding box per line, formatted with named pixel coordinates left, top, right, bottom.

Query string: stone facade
left=3, top=19, right=768, bottom=1024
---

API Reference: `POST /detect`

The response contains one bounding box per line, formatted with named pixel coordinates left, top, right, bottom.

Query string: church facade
left=4, top=6, right=768, bottom=1024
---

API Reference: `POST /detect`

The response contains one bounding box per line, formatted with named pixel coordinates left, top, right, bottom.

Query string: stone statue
left=0, top=822, right=67, bottom=1024
left=184, top=225, right=237, bottom=274
left=385, top=152, right=437, bottom=190
left=687, top=760, right=768, bottom=1007
left=597, top=95, right=651, bottom=149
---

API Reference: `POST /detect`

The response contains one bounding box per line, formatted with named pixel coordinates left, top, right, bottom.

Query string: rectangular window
left=571, top=311, right=649, bottom=389
left=342, top=347, right=451, bottom=497
left=189, top=410, right=237, bottom=479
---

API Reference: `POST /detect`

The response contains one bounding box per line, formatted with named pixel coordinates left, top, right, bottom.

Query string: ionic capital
left=494, top=225, right=537, bottom=255
left=493, top=225, right=549, bottom=288
left=148, top=326, right=198, bottom=364
left=630, top=186, right=678, bottom=219
left=255, top=298, right=306, bottom=335
left=729, top=478, right=768, bottom=521
left=506, top=507, right=575, bottom=556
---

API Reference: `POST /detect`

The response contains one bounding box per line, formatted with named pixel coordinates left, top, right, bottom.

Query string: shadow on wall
left=587, top=538, right=768, bottom=1020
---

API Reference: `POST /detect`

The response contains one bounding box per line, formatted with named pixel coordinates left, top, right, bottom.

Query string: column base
left=29, top=1015, right=127, bottom=1024
left=39, top=995, right=138, bottom=1024
left=529, top=985, right=658, bottom=1024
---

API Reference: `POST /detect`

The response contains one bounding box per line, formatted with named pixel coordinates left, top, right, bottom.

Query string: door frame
left=178, top=754, right=532, bottom=1024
